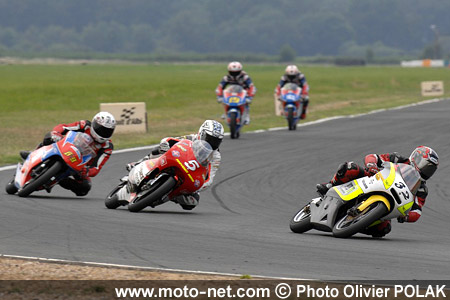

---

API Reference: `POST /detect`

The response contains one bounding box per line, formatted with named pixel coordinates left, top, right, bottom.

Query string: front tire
left=128, top=176, right=177, bottom=212
left=332, top=201, right=388, bottom=238
left=5, top=178, right=18, bottom=195
left=290, top=203, right=313, bottom=233
left=17, top=160, right=62, bottom=197
left=287, top=107, right=295, bottom=130
left=229, top=112, right=238, bottom=139
left=105, top=182, right=127, bottom=209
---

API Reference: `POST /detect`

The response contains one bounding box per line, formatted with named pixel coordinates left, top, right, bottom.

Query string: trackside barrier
left=100, top=102, right=147, bottom=133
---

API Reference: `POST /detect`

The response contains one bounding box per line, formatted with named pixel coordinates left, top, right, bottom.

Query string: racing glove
left=126, top=162, right=136, bottom=172
left=217, top=97, right=224, bottom=103
left=246, top=97, right=253, bottom=104
left=159, top=138, right=170, bottom=153
left=366, top=163, right=380, bottom=175
left=79, top=167, right=89, bottom=179
left=51, top=131, right=63, bottom=142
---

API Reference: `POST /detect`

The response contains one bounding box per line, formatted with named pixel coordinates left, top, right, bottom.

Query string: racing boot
left=316, top=182, right=333, bottom=196
left=116, top=182, right=134, bottom=206
left=362, top=220, right=392, bottom=238
left=20, top=150, right=31, bottom=160
left=59, top=177, right=91, bottom=197
left=174, top=193, right=200, bottom=210
left=300, top=108, right=307, bottom=120
left=300, top=98, right=309, bottom=120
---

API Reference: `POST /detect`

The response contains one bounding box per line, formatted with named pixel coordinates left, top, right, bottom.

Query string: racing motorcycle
left=105, top=139, right=212, bottom=212
left=222, top=84, right=249, bottom=139
left=279, top=83, right=303, bottom=130
left=289, top=162, right=421, bottom=238
left=5, top=131, right=96, bottom=197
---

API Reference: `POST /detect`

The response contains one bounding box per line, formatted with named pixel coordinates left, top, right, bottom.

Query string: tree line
left=0, top=0, right=449, bottom=59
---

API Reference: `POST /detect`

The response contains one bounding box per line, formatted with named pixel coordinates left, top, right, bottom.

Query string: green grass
left=1, top=63, right=449, bottom=165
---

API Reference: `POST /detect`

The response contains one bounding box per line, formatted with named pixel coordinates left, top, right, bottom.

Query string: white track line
left=0, top=254, right=315, bottom=281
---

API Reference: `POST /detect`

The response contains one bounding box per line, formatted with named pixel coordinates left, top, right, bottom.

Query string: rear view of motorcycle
left=221, top=84, right=250, bottom=139
left=105, top=139, right=212, bottom=212
left=290, top=162, right=422, bottom=238
left=279, top=83, right=303, bottom=130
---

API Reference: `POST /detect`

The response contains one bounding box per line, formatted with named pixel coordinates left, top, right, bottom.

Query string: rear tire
left=5, top=178, right=18, bottom=195
left=229, top=112, right=238, bottom=139
left=17, top=161, right=62, bottom=197
left=290, top=203, right=313, bottom=233
left=105, top=182, right=126, bottom=209
left=128, top=177, right=177, bottom=212
left=332, top=202, right=388, bottom=238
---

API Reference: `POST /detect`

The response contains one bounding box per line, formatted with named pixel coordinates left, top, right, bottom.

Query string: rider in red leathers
left=216, top=61, right=256, bottom=125
left=20, top=112, right=116, bottom=196
left=275, top=65, right=310, bottom=119
left=120, top=120, right=224, bottom=210
left=316, top=146, right=439, bottom=237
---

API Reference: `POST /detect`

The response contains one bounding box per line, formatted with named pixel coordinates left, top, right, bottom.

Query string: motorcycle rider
left=19, top=112, right=116, bottom=196
left=118, top=120, right=224, bottom=210
left=275, top=65, right=310, bottom=119
left=216, top=61, right=256, bottom=125
left=315, top=146, right=438, bottom=237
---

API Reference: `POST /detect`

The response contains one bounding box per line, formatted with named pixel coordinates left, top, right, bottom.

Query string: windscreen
left=224, top=85, right=244, bottom=94
left=73, top=133, right=96, bottom=158
left=192, top=140, right=213, bottom=167
left=281, top=83, right=299, bottom=92
left=398, top=163, right=422, bottom=195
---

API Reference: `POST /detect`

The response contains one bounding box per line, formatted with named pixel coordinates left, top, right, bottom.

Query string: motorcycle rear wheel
left=289, top=203, right=313, bottom=233
left=332, top=201, right=388, bottom=238
left=17, top=160, right=62, bottom=197
left=105, top=182, right=127, bottom=209
left=128, top=176, right=176, bottom=212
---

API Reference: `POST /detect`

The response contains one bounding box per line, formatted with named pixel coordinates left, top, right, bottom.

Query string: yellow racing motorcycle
left=290, top=162, right=421, bottom=238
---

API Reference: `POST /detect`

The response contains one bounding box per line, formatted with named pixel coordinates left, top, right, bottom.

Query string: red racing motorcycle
left=105, top=139, right=213, bottom=212
left=5, top=131, right=96, bottom=197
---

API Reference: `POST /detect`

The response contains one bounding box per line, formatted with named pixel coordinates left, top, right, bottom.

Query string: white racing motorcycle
left=290, top=162, right=421, bottom=238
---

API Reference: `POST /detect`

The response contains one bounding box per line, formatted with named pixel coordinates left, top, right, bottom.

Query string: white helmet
left=227, top=61, right=243, bottom=77
left=91, top=112, right=116, bottom=143
left=409, top=146, right=439, bottom=180
left=197, top=120, right=224, bottom=150
left=285, top=65, right=300, bottom=76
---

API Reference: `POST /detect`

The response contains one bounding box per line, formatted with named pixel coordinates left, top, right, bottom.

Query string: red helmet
left=227, top=61, right=242, bottom=77
left=409, top=146, right=439, bottom=180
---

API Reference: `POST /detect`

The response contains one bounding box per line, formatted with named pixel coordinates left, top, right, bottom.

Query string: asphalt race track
left=1, top=99, right=450, bottom=281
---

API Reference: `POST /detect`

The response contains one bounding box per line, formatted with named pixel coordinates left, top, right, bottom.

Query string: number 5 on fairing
left=185, top=160, right=200, bottom=171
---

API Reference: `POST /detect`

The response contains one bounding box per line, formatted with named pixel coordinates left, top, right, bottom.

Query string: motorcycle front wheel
left=5, top=178, right=18, bottom=195
left=229, top=112, right=238, bottom=139
left=128, top=176, right=177, bottom=212
left=287, top=107, right=296, bottom=130
left=105, top=181, right=127, bottom=209
left=17, top=160, right=62, bottom=197
left=332, top=201, right=388, bottom=238
left=289, top=203, right=313, bottom=233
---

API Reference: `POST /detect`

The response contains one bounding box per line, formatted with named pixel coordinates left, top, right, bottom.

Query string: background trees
left=0, top=0, right=449, bottom=59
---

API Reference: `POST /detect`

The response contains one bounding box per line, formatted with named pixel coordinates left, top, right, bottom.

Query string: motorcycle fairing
left=310, top=188, right=345, bottom=232
left=333, top=180, right=364, bottom=201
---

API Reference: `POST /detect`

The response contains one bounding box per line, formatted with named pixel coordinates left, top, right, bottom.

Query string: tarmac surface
left=1, top=99, right=449, bottom=281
